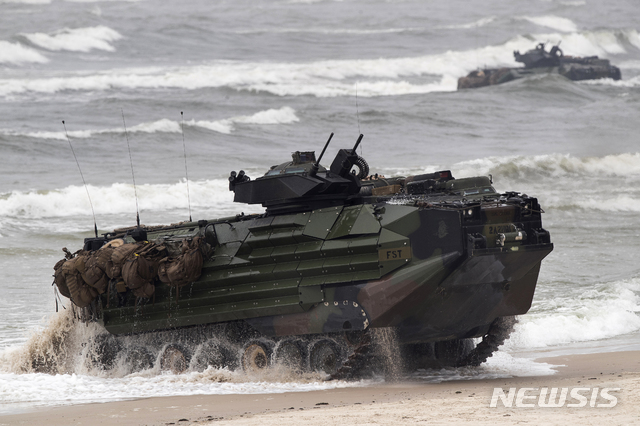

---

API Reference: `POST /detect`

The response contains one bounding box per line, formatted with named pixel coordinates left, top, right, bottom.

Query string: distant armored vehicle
left=458, top=42, right=621, bottom=89
left=52, top=134, right=553, bottom=378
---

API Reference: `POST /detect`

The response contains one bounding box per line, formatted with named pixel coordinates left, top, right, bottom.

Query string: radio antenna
left=121, top=110, right=140, bottom=227
left=355, top=82, right=362, bottom=155
left=62, top=120, right=98, bottom=238
left=180, top=111, right=192, bottom=222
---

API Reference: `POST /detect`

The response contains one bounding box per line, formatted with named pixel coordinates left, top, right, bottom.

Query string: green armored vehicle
left=52, top=134, right=553, bottom=377
left=458, top=42, right=621, bottom=89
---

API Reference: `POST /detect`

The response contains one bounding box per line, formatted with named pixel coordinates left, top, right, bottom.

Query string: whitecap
left=580, top=75, right=640, bottom=88
left=64, top=0, right=143, bottom=2
left=452, top=152, right=640, bottom=180
left=0, top=180, right=229, bottom=220
left=618, top=60, right=640, bottom=70
left=0, top=41, right=48, bottom=65
left=0, top=29, right=635, bottom=98
left=0, top=0, right=50, bottom=3
left=506, top=278, right=640, bottom=349
left=441, top=16, right=496, bottom=30
left=521, top=15, right=578, bottom=33
left=232, top=106, right=299, bottom=125
left=0, top=107, right=299, bottom=140
left=21, top=26, right=123, bottom=52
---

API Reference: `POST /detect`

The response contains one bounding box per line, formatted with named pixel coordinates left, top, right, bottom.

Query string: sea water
left=1, top=0, right=639, bottom=414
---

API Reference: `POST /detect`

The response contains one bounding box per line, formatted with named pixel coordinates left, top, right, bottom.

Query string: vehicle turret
left=514, top=42, right=563, bottom=68
left=229, top=134, right=367, bottom=214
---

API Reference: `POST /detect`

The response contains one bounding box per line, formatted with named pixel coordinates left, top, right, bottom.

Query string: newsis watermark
left=490, top=387, right=620, bottom=408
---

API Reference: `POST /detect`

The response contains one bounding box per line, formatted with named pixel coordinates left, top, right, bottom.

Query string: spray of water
left=0, top=310, right=330, bottom=384
left=2, top=309, right=80, bottom=374
left=370, top=327, right=403, bottom=381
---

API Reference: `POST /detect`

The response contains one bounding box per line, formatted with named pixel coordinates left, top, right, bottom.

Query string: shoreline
left=1, top=350, right=639, bottom=425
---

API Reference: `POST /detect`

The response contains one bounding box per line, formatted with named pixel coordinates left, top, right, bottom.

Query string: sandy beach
left=1, top=350, right=638, bottom=426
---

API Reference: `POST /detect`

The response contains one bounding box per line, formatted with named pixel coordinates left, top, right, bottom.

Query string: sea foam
left=0, top=0, right=50, bottom=3
left=1, top=107, right=299, bottom=140
left=580, top=75, right=640, bottom=88
left=2, top=151, right=640, bottom=221
left=463, top=152, right=640, bottom=179
left=21, top=26, right=123, bottom=52
left=0, top=180, right=235, bottom=220
left=0, top=41, right=48, bottom=65
left=506, top=278, right=640, bottom=349
left=0, top=28, right=637, bottom=97
left=380, top=152, right=640, bottom=213
left=521, top=15, right=578, bottom=33
left=441, top=16, right=496, bottom=30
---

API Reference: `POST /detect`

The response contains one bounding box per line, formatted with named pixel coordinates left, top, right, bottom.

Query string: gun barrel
left=316, top=132, right=334, bottom=166
left=352, top=134, right=364, bottom=153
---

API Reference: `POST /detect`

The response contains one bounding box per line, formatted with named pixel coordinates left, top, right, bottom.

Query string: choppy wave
left=3, top=152, right=640, bottom=221
left=453, top=152, right=640, bottom=180
left=521, top=15, right=578, bottom=32
left=21, top=26, right=122, bottom=52
left=0, top=179, right=238, bottom=220
left=0, top=0, right=50, bottom=3
left=1, top=28, right=636, bottom=97
left=232, top=26, right=422, bottom=35
left=0, top=59, right=459, bottom=97
left=580, top=75, right=640, bottom=88
left=64, top=0, right=143, bottom=2
left=507, top=278, right=640, bottom=349
left=559, top=1, right=586, bottom=5
left=0, top=41, right=48, bottom=65
left=618, top=60, right=640, bottom=69
left=457, top=153, right=640, bottom=212
left=441, top=16, right=496, bottom=30
left=381, top=152, right=640, bottom=185
left=397, top=152, right=640, bottom=212
left=560, top=195, right=640, bottom=212
left=2, top=107, right=299, bottom=140
left=1, top=0, right=142, bottom=2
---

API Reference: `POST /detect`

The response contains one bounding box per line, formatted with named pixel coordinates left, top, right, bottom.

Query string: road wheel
left=87, top=333, right=122, bottom=371
left=434, top=338, right=475, bottom=367
left=308, top=339, right=339, bottom=375
left=241, top=340, right=272, bottom=372
left=160, top=344, right=189, bottom=374
left=192, top=339, right=237, bottom=371
left=125, top=346, right=155, bottom=372
left=273, top=339, right=306, bottom=372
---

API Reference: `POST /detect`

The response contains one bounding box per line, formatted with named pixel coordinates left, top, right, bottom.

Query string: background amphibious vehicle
left=52, top=134, right=553, bottom=378
left=458, top=42, right=621, bottom=89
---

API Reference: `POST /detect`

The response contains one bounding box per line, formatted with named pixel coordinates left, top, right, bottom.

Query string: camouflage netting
left=52, top=237, right=208, bottom=307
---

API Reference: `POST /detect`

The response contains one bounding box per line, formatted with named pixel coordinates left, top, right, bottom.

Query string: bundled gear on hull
left=52, top=134, right=553, bottom=378
left=53, top=238, right=209, bottom=306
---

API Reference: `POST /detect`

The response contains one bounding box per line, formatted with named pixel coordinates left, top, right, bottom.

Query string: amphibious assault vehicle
left=52, top=134, right=553, bottom=378
left=458, top=42, right=621, bottom=89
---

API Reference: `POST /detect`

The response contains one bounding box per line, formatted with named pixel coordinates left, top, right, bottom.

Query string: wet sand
left=1, top=351, right=639, bottom=426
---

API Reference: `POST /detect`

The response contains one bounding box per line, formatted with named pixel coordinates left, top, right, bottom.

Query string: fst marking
left=379, top=247, right=412, bottom=262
